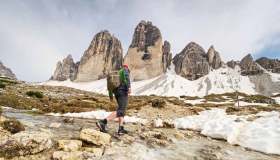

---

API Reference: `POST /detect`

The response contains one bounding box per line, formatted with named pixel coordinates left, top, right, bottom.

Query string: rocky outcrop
left=162, top=41, right=172, bottom=72
left=75, top=30, right=123, bottom=82
left=50, top=55, right=78, bottom=81
left=58, top=140, right=82, bottom=152
left=124, top=21, right=167, bottom=81
left=256, top=57, right=280, bottom=73
left=0, top=61, right=16, bottom=79
left=240, top=54, right=263, bottom=75
left=227, top=60, right=239, bottom=69
left=207, top=46, right=222, bottom=69
left=173, top=42, right=210, bottom=80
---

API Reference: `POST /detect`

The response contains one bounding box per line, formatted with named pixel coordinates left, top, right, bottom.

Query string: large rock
left=52, top=150, right=101, bottom=160
left=162, top=40, right=172, bottom=72
left=173, top=42, right=210, bottom=80
left=80, top=128, right=111, bottom=146
left=0, top=130, right=53, bottom=158
left=227, top=60, right=239, bottom=69
left=207, top=45, right=222, bottom=69
left=58, top=140, right=82, bottom=152
left=50, top=55, right=78, bottom=81
left=124, top=21, right=167, bottom=81
left=256, top=57, right=280, bottom=73
left=0, top=61, right=16, bottom=79
left=240, top=54, right=263, bottom=75
left=75, top=31, right=123, bottom=82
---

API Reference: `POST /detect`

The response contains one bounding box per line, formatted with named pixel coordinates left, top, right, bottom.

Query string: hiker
left=96, top=64, right=131, bottom=135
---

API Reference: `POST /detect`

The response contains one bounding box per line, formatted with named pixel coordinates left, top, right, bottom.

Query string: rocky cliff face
left=124, top=21, right=168, bottom=81
left=50, top=55, right=78, bottom=81
left=173, top=42, right=209, bottom=80
left=207, top=46, right=222, bottom=69
left=0, top=61, right=16, bottom=79
left=227, top=60, right=239, bottom=69
left=75, top=30, right=123, bottom=82
left=162, top=41, right=172, bottom=72
left=256, top=57, right=280, bottom=73
left=240, top=54, right=263, bottom=75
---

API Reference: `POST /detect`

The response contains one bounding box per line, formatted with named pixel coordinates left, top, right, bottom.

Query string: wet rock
left=80, top=128, right=111, bottom=146
left=256, top=57, right=280, bottom=73
left=52, top=151, right=101, bottom=160
left=0, top=61, right=17, bottom=79
left=50, top=54, right=78, bottom=81
left=140, top=131, right=171, bottom=147
left=2, top=118, right=25, bottom=134
left=63, top=118, right=74, bottom=124
left=197, top=145, right=223, bottom=160
left=207, top=45, right=222, bottom=69
left=173, top=42, right=210, bottom=80
left=75, top=30, right=123, bottom=82
left=124, top=21, right=165, bottom=81
left=0, top=130, right=53, bottom=158
left=240, top=54, right=263, bottom=75
left=58, top=140, right=82, bottom=152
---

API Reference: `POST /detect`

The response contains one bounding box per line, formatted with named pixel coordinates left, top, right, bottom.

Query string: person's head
left=123, top=64, right=129, bottom=69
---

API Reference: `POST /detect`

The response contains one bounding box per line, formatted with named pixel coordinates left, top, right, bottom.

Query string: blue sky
left=0, top=0, right=279, bottom=82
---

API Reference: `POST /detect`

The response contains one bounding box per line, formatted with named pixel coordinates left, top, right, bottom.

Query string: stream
left=2, top=107, right=280, bottom=160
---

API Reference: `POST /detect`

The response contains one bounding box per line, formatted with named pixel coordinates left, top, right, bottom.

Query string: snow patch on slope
left=42, top=66, right=256, bottom=97
left=175, top=109, right=280, bottom=155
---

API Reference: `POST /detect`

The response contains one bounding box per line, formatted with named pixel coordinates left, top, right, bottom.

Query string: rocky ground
left=0, top=77, right=280, bottom=160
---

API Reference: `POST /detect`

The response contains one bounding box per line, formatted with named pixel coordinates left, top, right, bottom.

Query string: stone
left=124, top=21, right=166, bottom=81
left=162, top=40, right=172, bottom=72
left=83, top=147, right=103, bottom=157
left=52, top=151, right=100, bottom=160
left=80, top=128, right=111, bottom=146
left=207, top=45, right=222, bottom=69
left=58, top=140, right=82, bottom=152
left=0, top=61, right=17, bottom=79
left=256, top=57, right=280, bottom=73
left=75, top=30, right=123, bottom=82
left=0, top=130, right=53, bottom=158
left=240, top=54, right=263, bottom=75
left=50, top=55, right=78, bottom=81
left=173, top=42, right=210, bottom=80
left=2, top=118, right=25, bottom=134
left=227, top=60, right=239, bottom=69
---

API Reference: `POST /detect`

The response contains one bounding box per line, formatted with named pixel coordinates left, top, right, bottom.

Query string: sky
left=0, top=0, right=279, bottom=82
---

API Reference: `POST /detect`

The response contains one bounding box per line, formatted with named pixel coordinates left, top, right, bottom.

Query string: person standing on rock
left=96, top=64, right=131, bottom=135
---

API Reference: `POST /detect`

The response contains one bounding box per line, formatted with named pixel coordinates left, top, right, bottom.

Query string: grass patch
left=241, top=94, right=276, bottom=104
left=2, top=118, right=25, bottom=134
left=26, top=91, right=44, bottom=98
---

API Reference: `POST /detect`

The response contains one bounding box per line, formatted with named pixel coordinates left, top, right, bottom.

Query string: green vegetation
left=241, top=94, right=276, bottom=104
left=26, top=91, right=44, bottom=98
left=151, top=99, right=166, bottom=108
left=0, top=82, right=6, bottom=88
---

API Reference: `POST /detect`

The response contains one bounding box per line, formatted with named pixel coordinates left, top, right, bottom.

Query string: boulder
left=0, top=61, right=16, bottom=79
left=80, top=128, right=111, bottom=146
left=173, top=42, right=210, bottom=80
left=52, top=151, right=101, bottom=160
left=256, top=57, right=280, bottom=73
left=0, top=130, right=53, bottom=158
left=75, top=30, right=123, bottom=81
left=124, top=21, right=166, bottom=81
left=240, top=54, right=263, bottom=75
left=50, top=55, right=78, bottom=81
left=207, top=45, right=222, bottom=69
left=227, top=60, right=239, bottom=69
left=58, top=140, right=82, bottom=152
left=2, top=118, right=25, bottom=134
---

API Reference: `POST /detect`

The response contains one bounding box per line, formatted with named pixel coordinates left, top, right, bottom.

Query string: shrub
left=151, top=99, right=166, bottom=108
left=26, top=91, right=43, bottom=98
left=0, top=82, right=5, bottom=89
left=2, top=118, right=25, bottom=134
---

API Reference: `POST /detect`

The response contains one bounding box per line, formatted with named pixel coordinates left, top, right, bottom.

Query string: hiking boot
left=118, top=126, right=128, bottom=135
left=96, top=120, right=107, bottom=133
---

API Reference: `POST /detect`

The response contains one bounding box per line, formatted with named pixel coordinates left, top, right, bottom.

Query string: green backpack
left=107, top=70, right=121, bottom=92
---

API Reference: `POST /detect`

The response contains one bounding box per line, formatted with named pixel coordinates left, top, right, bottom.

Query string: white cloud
left=0, top=0, right=279, bottom=81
